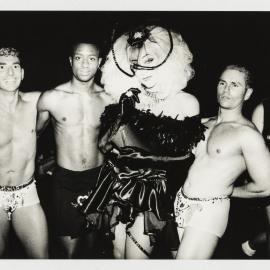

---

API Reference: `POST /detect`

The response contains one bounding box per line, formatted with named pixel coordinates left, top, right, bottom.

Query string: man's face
left=0, top=55, right=24, bottom=92
left=69, top=43, right=101, bottom=82
left=217, top=69, right=252, bottom=110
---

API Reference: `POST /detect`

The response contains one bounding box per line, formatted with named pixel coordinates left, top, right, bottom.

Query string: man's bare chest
left=0, top=109, right=36, bottom=146
left=53, top=97, right=104, bottom=127
left=196, top=124, right=241, bottom=158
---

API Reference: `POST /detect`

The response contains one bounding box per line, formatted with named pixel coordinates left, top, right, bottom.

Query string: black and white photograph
left=1, top=1, right=270, bottom=267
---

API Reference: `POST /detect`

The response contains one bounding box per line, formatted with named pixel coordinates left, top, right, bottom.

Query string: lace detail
left=1, top=192, right=24, bottom=220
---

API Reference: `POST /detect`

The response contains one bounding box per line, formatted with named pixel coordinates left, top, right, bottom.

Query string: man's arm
left=36, top=91, right=51, bottom=136
left=251, top=102, right=264, bottom=133
left=232, top=127, right=270, bottom=198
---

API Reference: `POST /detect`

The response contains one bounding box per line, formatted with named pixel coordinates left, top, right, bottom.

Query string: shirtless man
left=37, top=40, right=111, bottom=258
left=174, top=65, right=270, bottom=259
left=0, top=47, right=48, bottom=258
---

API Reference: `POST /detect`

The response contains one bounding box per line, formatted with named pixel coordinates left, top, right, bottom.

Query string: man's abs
left=0, top=139, right=36, bottom=186
left=54, top=122, right=104, bottom=171
left=183, top=165, right=241, bottom=198
left=56, top=139, right=103, bottom=171
left=0, top=161, right=35, bottom=187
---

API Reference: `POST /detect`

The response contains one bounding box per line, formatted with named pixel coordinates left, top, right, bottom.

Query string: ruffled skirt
left=77, top=161, right=179, bottom=247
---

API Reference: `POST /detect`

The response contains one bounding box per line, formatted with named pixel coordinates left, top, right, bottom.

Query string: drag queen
left=76, top=25, right=206, bottom=259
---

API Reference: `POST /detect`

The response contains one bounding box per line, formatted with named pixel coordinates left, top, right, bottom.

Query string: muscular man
left=174, top=65, right=270, bottom=259
left=0, top=47, right=48, bottom=258
left=37, top=40, right=111, bottom=258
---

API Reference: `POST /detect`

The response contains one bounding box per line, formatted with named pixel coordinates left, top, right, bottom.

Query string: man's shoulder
left=237, top=120, right=263, bottom=143
left=202, top=116, right=216, bottom=124
left=54, top=82, right=71, bottom=92
left=41, top=84, right=71, bottom=99
left=237, top=117, right=256, bottom=131
left=93, top=85, right=113, bottom=104
left=20, top=91, right=41, bottom=103
left=201, top=116, right=217, bottom=128
left=93, top=84, right=105, bottom=95
left=37, top=87, right=68, bottom=111
left=238, top=124, right=266, bottom=153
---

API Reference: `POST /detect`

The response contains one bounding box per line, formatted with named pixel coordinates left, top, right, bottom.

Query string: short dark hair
left=0, top=46, right=24, bottom=68
left=223, top=65, right=252, bottom=89
left=69, top=39, right=101, bottom=58
left=0, top=47, right=21, bottom=58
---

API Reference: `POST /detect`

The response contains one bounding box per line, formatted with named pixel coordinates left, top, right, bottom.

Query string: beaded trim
left=0, top=177, right=35, bottom=192
left=180, top=187, right=230, bottom=202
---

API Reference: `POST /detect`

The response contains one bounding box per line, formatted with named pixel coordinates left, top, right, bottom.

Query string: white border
left=1, top=259, right=270, bottom=270
left=0, top=0, right=270, bottom=11
left=0, top=1, right=270, bottom=269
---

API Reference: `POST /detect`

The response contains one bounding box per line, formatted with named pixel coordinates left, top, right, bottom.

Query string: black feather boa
left=98, top=103, right=207, bottom=156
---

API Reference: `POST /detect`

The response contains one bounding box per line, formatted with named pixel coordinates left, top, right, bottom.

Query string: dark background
left=1, top=11, right=270, bottom=117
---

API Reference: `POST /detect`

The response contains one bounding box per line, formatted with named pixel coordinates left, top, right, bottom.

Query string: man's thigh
left=58, top=231, right=100, bottom=258
left=12, top=203, right=48, bottom=258
left=177, top=226, right=219, bottom=259
left=0, top=209, right=11, bottom=256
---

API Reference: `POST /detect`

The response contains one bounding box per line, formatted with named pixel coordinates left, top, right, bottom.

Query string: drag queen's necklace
left=138, top=90, right=168, bottom=111
left=143, top=90, right=167, bottom=103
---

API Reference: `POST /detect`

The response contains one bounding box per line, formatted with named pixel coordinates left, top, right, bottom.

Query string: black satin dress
left=75, top=103, right=206, bottom=249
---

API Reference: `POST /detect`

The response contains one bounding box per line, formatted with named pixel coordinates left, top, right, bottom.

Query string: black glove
left=119, top=88, right=141, bottom=116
